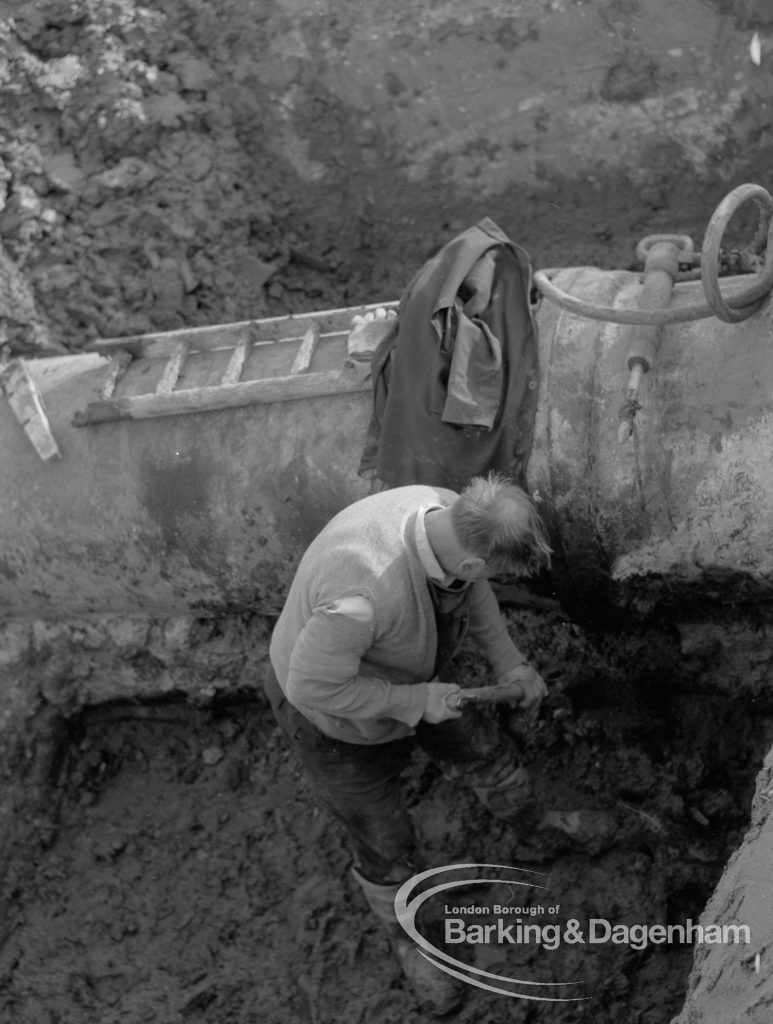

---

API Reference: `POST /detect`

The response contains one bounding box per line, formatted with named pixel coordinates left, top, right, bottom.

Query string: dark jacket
left=360, top=218, right=539, bottom=490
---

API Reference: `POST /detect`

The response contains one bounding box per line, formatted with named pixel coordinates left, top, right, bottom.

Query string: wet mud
left=2, top=607, right=772, bottom=1023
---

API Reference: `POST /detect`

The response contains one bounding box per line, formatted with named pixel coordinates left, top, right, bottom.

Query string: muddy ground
left=0, top=609, right=763, bottom=1024
left=2, top=0, right=773, bottom=1022
left=2, top=604, right=772, bottom=1024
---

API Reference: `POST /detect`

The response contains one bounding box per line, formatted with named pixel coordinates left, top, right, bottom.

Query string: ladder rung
left=101, top=350, right=133, bottom=399
left=221, top=337, right=249, bottom=386
left=290, top=322, right=320, bottom=375
left=156, top=341, right=188, bottom=394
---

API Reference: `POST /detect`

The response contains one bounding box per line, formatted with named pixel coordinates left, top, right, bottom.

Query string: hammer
left=445, top=680, right=526, bottom=711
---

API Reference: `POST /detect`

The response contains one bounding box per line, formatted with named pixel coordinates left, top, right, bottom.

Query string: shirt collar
left=415, top=505, right=456, bottom=586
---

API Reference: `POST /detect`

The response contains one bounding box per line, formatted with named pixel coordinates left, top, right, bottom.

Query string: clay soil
left=2, top=1, right=773, bottom=1022
left=2, top=607, right=772, bottom=1024
left=3, top=0, right=772, bottom=353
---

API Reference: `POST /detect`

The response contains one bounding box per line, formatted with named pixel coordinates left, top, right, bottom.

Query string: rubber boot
left=351, top=867, right=464, bottom=1016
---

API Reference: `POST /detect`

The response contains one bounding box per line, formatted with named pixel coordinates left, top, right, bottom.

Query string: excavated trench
left=2, top=1, right=773, bottom=1022
left=1, top=599, right=772, bottom=1024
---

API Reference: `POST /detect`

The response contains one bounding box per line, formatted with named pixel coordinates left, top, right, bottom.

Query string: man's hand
left=422, top=682, right=463, bottom=723
left=498, top=663, right=547, bottom=710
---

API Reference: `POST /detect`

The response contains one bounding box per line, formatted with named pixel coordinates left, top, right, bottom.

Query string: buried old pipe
left=2, top=271, right=773, bottom=619
left=1, top=188, right=773, bottom=618
left=1, top=267, right=772, bottom=622
left=527, top=260, right=773, bottom=615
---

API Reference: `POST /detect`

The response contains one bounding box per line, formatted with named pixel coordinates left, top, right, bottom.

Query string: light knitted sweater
left=269, top=484, right=526, bottom=745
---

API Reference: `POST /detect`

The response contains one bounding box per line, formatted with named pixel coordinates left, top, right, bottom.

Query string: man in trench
left=264, top=473, right=552, bottom=1013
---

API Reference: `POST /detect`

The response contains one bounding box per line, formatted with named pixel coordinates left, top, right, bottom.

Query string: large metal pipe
left=2, top=269, right=771, bottom=620
left=528, top=268, right=773, bottom=613
left=0, top=353, right=374, bottom=618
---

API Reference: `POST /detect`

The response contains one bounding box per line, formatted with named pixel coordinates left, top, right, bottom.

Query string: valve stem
left=617, top=236, right=687, bottom=445
left=617, top=362, right=645, bottom=444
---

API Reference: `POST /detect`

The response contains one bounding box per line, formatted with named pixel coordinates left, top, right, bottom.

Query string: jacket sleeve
left=467, top=580, right=527, bottom=677
left=285, top=604, right=429, bottom=726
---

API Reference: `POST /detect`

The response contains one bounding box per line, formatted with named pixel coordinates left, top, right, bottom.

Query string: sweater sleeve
left=285, top=605, right=429, bottom=727
left=467, top=580, right=527, bottom=676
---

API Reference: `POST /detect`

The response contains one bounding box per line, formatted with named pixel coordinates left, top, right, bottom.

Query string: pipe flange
left=636, top=234, right=695, bottom=268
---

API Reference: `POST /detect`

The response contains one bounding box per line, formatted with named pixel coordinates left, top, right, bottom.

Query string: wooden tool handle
left=450, top=680, right=526, bottom=708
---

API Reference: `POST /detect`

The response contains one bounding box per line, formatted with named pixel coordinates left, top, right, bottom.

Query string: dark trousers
left=264, top=664, right=507, bottom=885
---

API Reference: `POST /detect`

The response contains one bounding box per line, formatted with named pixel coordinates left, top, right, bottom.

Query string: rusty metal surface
left=0, top=353, right=372, bottom=618
left=3, top=271, right=773, bottom=619
left=528, top=267, right=773, bottom=614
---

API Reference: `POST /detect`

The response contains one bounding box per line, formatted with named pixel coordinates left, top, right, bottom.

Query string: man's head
left=426, top=473, right=552, bottom=582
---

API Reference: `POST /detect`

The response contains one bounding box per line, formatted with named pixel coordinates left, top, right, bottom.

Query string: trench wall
left=2, top=0, right=773, bottom=353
